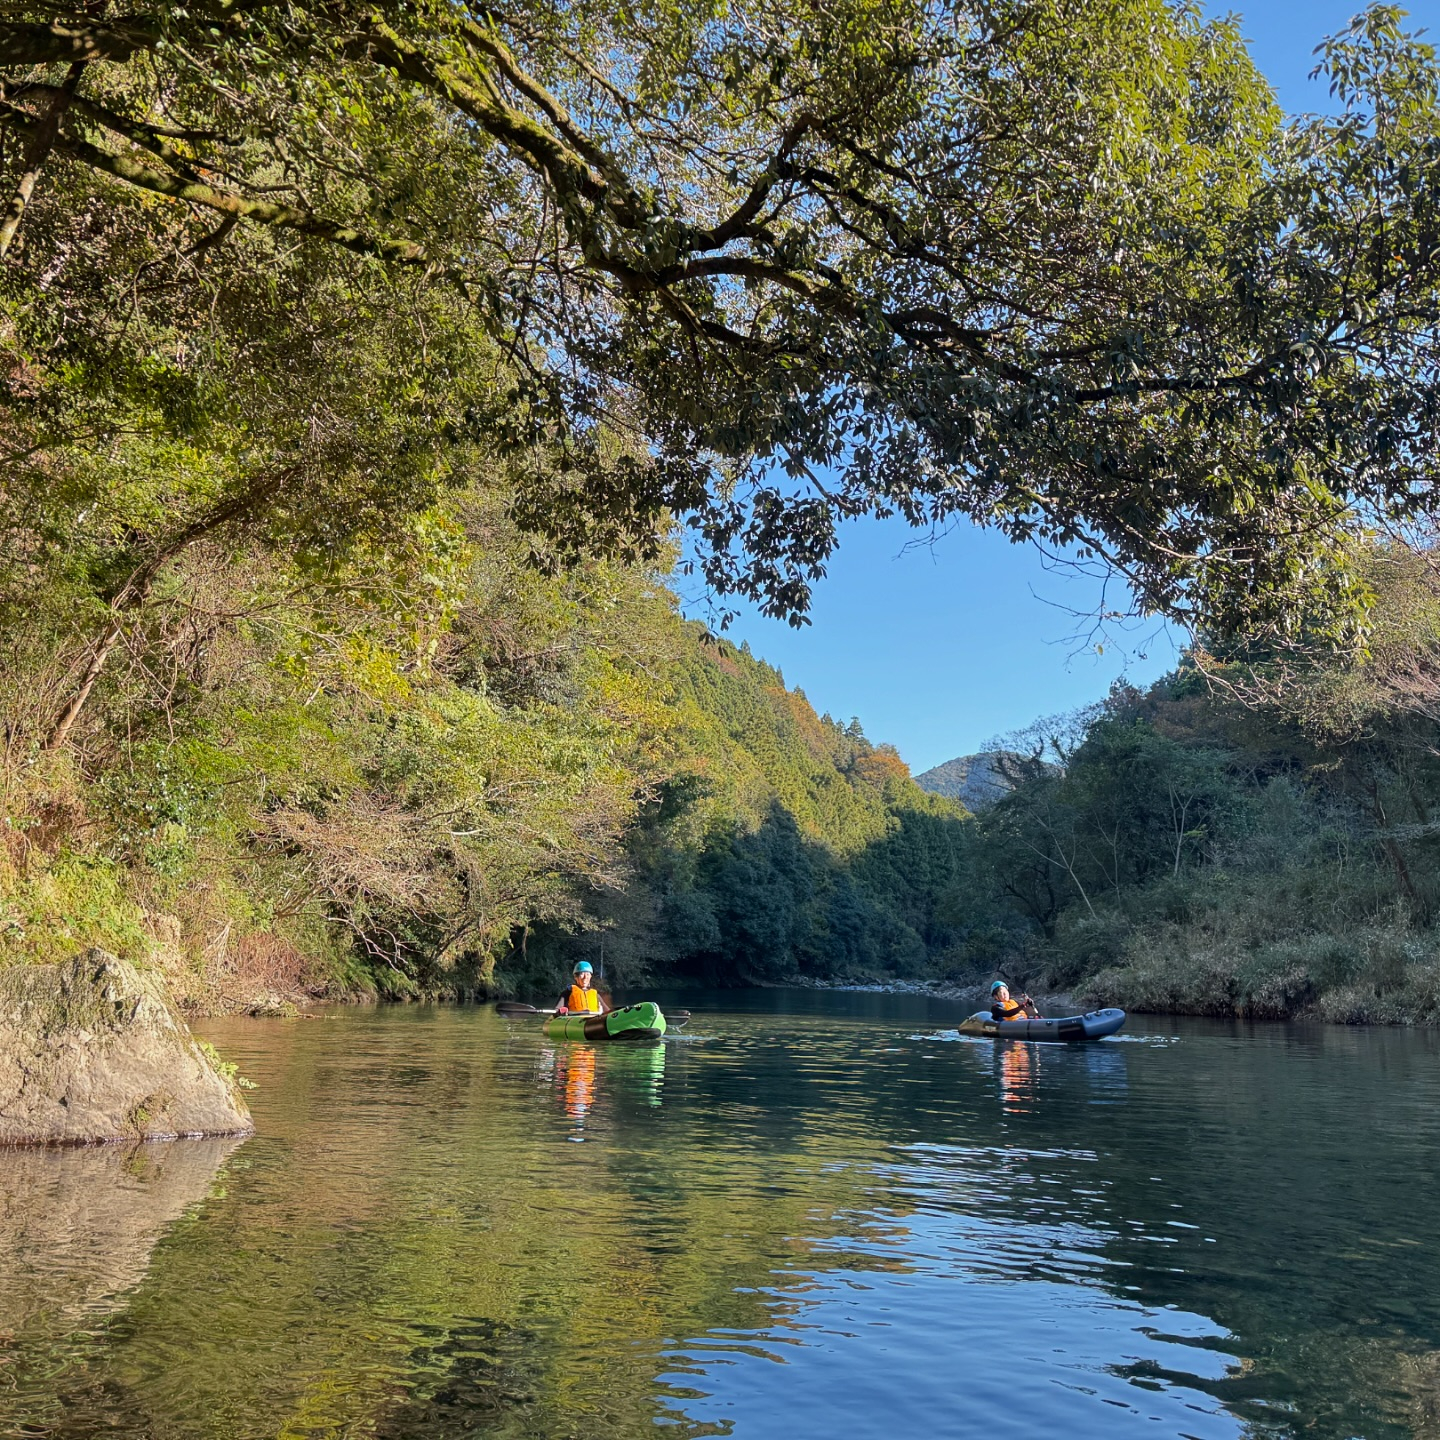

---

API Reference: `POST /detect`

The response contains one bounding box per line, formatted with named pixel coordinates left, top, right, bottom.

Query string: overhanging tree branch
left=0, top=17, right=161, bottom=66
left=0, top=100, right=427, bottom=261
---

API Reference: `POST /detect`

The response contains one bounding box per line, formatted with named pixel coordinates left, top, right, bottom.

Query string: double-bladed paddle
left=495, top=1000, right=690, bottom=1026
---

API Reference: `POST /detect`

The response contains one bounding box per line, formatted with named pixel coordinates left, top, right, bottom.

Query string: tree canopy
left=5, top=0, right=1439, bottom=643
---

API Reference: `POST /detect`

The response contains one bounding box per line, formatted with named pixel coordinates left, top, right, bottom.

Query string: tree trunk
left=1367, top=777, right=1425, bottom=918
left=42, top=472, right=291, bottom=750
left=0, top=61, right=85, bottom=258
left=44, top=613, right=131, bottom=753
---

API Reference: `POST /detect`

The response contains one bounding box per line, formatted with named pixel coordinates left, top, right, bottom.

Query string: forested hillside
left=960, top=547, right=1440, bottom=1024
left=0, top=461, right=969, bottom=1004
left=6, top=0, right=1440, bottom=1019
left=524, top=638, right=971, bottom=989
left=0, top=0, right=971, bottom=1004
left=915, top=752, right=1034, bottom=810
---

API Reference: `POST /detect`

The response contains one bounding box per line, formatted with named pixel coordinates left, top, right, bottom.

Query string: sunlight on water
left=2, top=993, right=1439, bottom=1438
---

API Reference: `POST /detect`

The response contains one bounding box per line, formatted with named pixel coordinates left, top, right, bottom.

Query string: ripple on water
left=0, top=997, right=1437, bottom=1439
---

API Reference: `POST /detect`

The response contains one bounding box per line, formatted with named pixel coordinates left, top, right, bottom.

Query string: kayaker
left=991, top=980, right=1040, bottom=1022
left=556, top=961, right=608, bottom=1015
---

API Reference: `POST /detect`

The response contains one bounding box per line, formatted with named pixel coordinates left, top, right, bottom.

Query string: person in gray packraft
left=990, top=980, right=1040, bottom=1022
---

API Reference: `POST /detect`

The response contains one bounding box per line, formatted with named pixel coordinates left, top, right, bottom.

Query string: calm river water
left=2, top=992, right=1440, bottom=1438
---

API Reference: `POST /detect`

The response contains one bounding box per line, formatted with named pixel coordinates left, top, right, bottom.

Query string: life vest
left=992, top=997, right=1029, bottom=1022
left=563, top=984, right=600, bottom=1013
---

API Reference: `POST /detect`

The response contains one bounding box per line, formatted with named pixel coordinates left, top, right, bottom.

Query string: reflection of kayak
left=543, top=1001, right=667, bottom=1043
left=958, top=1008, right=1126, bottom=1043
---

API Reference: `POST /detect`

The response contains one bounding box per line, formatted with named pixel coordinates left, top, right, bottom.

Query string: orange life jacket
left=993, top=997, right=1029, bottom=1022
left=563, top=984, right=600, bottom=1013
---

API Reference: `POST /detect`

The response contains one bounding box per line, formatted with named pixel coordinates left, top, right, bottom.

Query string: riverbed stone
left=0, top=949, right=254, bottom=1145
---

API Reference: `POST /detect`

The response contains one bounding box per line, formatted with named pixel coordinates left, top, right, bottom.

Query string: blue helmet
left=990, top=980, right=1007, bottom=994
left=573, top=961, right=593, bottom=975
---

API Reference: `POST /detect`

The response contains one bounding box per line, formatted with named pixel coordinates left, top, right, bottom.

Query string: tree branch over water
left=3, top=0, right=1440, bottom=646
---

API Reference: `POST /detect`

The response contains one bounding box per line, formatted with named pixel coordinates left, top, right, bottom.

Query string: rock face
left=0, top=949, right=254, bottom=1146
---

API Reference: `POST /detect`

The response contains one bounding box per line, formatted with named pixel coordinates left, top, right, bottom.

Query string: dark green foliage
left=6, top=1, right=1440, bottom=643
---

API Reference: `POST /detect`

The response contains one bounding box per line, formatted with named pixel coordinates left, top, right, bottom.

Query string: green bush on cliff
left=0, top=844, right=149, bottom=967
left=0, top=479, right=688, bottom=996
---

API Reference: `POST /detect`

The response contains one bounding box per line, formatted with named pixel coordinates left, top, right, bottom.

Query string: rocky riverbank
left=0, top=950, right=254, bottom=1146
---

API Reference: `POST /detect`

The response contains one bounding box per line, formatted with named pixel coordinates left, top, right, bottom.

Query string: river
left=1, top=991, right=1438, bottom=1438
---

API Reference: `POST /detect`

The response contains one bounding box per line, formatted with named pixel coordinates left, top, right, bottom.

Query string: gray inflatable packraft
left=957, top=1007, right=1127, bottom=1043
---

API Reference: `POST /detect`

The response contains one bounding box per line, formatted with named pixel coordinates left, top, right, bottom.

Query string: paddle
left=495, top=1000, right=690, bottom=1026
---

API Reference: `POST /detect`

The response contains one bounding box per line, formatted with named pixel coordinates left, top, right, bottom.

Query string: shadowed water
left=1, top=991, right=1438, bottom=1438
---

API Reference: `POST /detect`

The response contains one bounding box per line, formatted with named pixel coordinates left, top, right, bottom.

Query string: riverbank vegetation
left=1, top=453, right=968, bottom=1004
left=4, top=0, right=1440, bottom=1014
left=963, top=546, right=1440, bottom=1024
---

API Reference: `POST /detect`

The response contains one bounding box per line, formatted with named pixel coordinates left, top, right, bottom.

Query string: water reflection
left=0, top=1137, right=243, bottom=1339
left=0, top=1136, right=243, bottom=1432
left=540, top=1039, right=667, bottom=1135
left=546, top=1042, right=598, bottom=1127
left=608, top=1039, right=667, bottom=1106
left=998, top=1039, right=1037, bottom=1113
left=1077, top=1042, right=1128, bottom=1101
left=0, top=998, right=1437, bottom=1439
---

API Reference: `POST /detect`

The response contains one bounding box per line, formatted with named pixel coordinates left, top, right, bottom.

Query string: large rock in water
left=0, top=949, right=253, bottom=1146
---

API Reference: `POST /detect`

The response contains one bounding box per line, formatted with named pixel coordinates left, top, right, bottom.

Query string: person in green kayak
left=991, top=980, right=1040, bottom=1023
left=556, top=961, right=609, bottom=1015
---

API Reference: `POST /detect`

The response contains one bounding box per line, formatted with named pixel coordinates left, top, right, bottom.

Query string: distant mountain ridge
left=914, top=752, right=1028, bottom=810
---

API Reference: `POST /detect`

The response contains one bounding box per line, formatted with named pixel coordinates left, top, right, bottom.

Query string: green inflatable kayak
left=542, top=1001, right=667, bottom=1043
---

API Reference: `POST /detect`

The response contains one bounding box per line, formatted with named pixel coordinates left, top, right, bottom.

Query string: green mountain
left=521, top=631, right=976, bottom=989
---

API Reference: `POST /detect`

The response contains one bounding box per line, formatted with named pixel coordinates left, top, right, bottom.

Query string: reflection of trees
left=854, top=1021, right=1440, bottom=1438
left=11, top=1009, right=1440, bottom=1439
left=12, top=1014, right=905, bottom=1438
left=1059, top=1024, right=1440, bottom=1438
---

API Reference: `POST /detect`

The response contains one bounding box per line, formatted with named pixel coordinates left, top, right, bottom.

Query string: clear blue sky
left=680, top=0, right=1437, bottom=775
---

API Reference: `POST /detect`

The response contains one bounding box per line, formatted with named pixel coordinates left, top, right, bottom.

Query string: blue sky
left=679, top=0, right=1437, bottom=776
